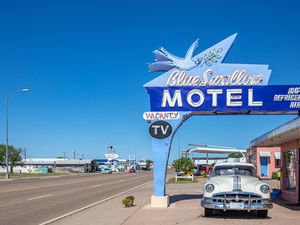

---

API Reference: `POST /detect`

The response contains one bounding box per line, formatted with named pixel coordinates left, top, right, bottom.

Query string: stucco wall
left=280, top=139, right=300, bottom=204
left=247, top=146, right=281, bottom=178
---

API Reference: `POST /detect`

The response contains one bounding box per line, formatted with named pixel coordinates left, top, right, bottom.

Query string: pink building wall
left=247, top=147, right=281, bottom=179
left=280, top=140, right=300, bottom=204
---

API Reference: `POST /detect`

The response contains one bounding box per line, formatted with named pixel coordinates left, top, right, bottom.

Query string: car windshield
left=213, top=165, right=257, bottom=177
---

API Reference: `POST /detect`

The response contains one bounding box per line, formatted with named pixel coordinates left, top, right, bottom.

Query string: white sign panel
left=143, top=111, right=180, bottom=120
left=104, top=153, right=119, bottom=160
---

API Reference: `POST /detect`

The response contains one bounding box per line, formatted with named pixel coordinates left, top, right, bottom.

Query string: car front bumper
left=201, top=197, right=273, bottom=211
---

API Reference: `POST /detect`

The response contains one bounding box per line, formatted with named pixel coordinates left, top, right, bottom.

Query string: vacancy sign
left=143, top=111, right=180, bottom=120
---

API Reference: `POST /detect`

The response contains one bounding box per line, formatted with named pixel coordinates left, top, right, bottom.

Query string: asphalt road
left=0, top=171, right=152, bottom=225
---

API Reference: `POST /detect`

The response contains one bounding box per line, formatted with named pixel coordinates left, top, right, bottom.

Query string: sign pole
left=150, top=112, right=191, bottom=208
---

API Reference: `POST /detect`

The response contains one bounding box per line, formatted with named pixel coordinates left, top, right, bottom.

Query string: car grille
left=212, top=192, right=262, bottom=204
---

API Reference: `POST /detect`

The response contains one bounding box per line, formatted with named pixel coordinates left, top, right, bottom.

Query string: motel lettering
left=161, top=88, right=263, bottom=108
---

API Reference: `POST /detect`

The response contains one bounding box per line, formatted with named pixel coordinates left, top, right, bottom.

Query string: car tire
left=257, top=210, right=268, bottom=218
left=204, top=208, right=213, bottom=217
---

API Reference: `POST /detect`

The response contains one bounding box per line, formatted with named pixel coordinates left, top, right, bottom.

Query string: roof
left=187, top=146, right=246, bottom=154
left=214, top=162, right=255, bottom=167
left=250, top=116, right=300, bottom=147
left=22, top=159, right=92, bottom=165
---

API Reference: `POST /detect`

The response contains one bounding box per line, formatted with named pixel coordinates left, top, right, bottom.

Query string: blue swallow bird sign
left=144, top=34, right=300, bottom=206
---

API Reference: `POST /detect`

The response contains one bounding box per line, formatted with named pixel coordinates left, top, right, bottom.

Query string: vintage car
left=201, top=162, right=273, bottom=217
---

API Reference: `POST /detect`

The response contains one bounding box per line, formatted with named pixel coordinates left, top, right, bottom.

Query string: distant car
left=129, top=168, right=136, bottom=173
left=201, top=162, right=272, bottom=217
left=101, top=168, right=112, bottom=174
left=199, top=165, right=211, bottom=174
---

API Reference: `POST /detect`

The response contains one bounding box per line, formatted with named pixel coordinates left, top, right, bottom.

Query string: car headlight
left=260, top=184, right=270, bottom=194
left=205, top=184, right=215, bottom=193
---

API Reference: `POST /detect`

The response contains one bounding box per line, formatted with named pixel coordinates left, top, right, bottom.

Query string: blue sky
left=0, top=0, right=299, bottom=162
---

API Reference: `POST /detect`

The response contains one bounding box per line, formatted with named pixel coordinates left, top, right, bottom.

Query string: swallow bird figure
left=149, top=39, right=201, bottom=72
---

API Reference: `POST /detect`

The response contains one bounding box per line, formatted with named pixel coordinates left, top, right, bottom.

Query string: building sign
left=147, top=85, right=300, bottom=113
left=145, top=33, right=271, bottom=88
left=145, top=34, right=300, bottom=200
left=145, top=33, right=300, bottom=115
left=104, top=154, right=119, bottom=161
left=143, top=111, right=180, bottom=120
left=149, top=121, right=172, bottom=139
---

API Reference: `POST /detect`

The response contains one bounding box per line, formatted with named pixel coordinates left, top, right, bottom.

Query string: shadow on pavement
left=203, top=210, right=271, bottom=220
left=272, top=199, right=300, bottom=211
left=170, top=194, right=203, bottom=203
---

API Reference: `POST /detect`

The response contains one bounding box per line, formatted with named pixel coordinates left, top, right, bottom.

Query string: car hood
left=208, top=175, right=260, bottom=193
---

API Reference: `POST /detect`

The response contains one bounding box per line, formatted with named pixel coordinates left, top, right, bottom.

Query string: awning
left=259, top=152, right=271, bottom=157
left=274, top=152, right=281, bottom=159
left=250, top=117, right=300, bottom=147
left=187, top=147, right=246, bottom=154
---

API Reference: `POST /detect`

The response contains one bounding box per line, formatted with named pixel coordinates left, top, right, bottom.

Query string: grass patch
left=167, top=177, right=198, bottom=184
left=0, top=172, right=67, bottom=178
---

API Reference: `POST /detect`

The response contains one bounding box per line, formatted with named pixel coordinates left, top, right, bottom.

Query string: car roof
left=214, top=162, right=255, bottom=167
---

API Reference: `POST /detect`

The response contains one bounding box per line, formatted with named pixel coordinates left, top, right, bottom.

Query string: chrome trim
left=213, top=191, right=262, bottom=198
left=201, top=192, right=272, bottom=211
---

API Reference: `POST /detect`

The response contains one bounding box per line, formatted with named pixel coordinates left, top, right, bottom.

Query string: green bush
left=172, top=157, right=194, bottom=174
left=122, top=196, right=135, bottom=207
left=272, top=171, right=281, bottom=180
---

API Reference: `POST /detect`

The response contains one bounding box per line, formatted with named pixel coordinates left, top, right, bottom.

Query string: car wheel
left=257, top=210, right=268, bottom=218
left=204, top=208, right=213, bottom=217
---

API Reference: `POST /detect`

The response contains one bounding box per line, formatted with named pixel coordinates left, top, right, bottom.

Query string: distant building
left=247, top=147, right=281, bottom=179
left=0, top=158, right=94, bottom=173
left=250, top=117, right=300, bottom=204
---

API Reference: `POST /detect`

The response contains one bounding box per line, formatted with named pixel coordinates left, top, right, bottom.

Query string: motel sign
left=144, top=33, right=300, bottom=207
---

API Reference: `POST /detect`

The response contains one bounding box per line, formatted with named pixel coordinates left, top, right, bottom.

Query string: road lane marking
left=39, top=180, right=152, bottom=225
left=91, top=184, right=103, bottom=188
left=90, top=178, right=138, bottom=188
left=27, top=194, right=52, bottom=201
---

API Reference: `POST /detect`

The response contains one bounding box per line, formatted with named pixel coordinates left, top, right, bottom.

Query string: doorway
left=260, top=157, right=268, bottom=177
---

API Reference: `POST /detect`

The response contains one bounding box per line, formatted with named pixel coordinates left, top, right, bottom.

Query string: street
left=0, top=171, right=152, bottom=225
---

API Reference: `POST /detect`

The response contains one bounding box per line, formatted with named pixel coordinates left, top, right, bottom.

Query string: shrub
left=122, top=196, right=135, bottom=207
left=272, top=171, right=281, bottom=180
left=172, top=157, right=194, bottom=174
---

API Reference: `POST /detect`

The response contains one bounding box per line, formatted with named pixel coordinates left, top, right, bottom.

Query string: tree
left=172, top=157, right=194, bottom=173
left=228, top=152, right=243, bottom=158
left=0, top=144, right=23, bottom=173
left=146, top=159, right=153, bottom=164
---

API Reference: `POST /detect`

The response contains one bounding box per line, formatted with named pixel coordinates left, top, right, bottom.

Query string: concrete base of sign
left=151, top=195, right=170, bottom=208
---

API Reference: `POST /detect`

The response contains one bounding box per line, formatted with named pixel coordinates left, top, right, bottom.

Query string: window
left=284, top=149, right=297, bottom=192
left=213, top=165, right=257, bottom=177
left=275, top=159, right=281, bottom=168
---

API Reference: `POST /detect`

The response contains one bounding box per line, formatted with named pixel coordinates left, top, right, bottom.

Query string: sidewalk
left=49, top=178, right=300, bottom=225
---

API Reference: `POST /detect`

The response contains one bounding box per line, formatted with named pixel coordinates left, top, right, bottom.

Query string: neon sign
left=145, top=34, right=300, bottom=202
left=145, top=34, right=300, bottom=114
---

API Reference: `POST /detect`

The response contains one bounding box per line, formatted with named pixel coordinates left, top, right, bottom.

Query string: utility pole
left=5, top=88, right=29, bottom=179
left=24, top=148, right=27, bottom=162
left=63, top=152, right=66, bottom=159
left=178, top=135, right=181, bottom=158
left=81, top=154, right=84, bottom=159
left=73, top=150, right=76, bottom=160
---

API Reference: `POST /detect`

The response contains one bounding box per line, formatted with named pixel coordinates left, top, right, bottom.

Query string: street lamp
left=5, top=88, right=29, bottom=179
